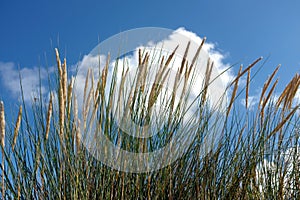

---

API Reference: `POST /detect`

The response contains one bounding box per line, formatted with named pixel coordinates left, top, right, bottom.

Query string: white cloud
left=75, top=28, right=233, bottom=112
left=175, top=27, right=234, bottom=86
left=0, top=61, right=50, bottom=103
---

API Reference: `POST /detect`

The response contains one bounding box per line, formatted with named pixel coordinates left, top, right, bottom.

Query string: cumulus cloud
left=75, top=28, right=233, bottom=112
left=0, top=61, right=50, bottom=103
left=175, top=28, right=234, bottom=85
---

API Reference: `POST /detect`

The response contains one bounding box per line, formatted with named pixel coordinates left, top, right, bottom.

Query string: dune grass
left=0, top=43, right=299, bottom=199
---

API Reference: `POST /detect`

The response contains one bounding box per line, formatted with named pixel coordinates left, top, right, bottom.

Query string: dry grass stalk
left=261, top=79, right=278, bottom=111
left=148, top=56, right=166, bottom=103
left=180, top=41, right=190, bottom=75
left=285, top=74, right=300, bottom=109
left=201, top=58, right=213, bottom=105
left=62, top=58, right=68, bottom=106
left=164, top=46, right=178, bottom=68
left=178, top=39, right=207, bottom=112
left=132, top=52, right=150, bottom=108
left=189, top=37, right=206, bottom=73
left=231, top=57, right=262, bottom=86
left=227, top=65, right=243, bottom=116
left=138, top=48, right=142, bottom=66
left=148, top=48, right=175, bottom=107
left=86, top=85, right=102, bottom=137
left=83, top=69, right=91, bottom=132
left=73, top=93, right=78, bottom=127
left=17, top=173, right=20, bottom=200
left=12, top=105, right=22, bottom=151
left=148, top=46, right=176, bottom=109
left=55, top=48, right=62, bottom=78
left=116, top=67, right=129, bottom=116
left=157, top=56, right=166, bottom=78
left=262, top=65, right=280, bottom=96
left=148, top=68, right=171, bottom=109
left=73, top=92, right=80, bottom=154
left=260, top=79, right=278, bottom=126
left=40, top=165, right=45, bottom=198
left=94, top=80, right=100, bottom=104
left=83, top=68, right=101, bottom=140
left=140, top=54, right=149, bottom=93
left=55, top=49, right=66, bottom=139
left=266, top=105, right=299, bottom=140
left=259, top=64, right=280, bottom=108
left=276, top=73, right=300, bottom=110
left=67, top=77, right=75, bottom=119
left=166, top=44, right=188, bottom=123
left=97, top=53, right=113, bottom=103
left=101, top=53, right=110, bottom=92
left=84, top=75, right=95, bottom=121
left=45, top=93, right=53, bottom=140
left=76, top=119, right=81, bottom=154
left=59, top=77, right=65, bottom=138
left=83, top=68, right=90, bottom=108
left=180, top=48, right=201, bottom=106
left=276, top=82, right=291, bottom=110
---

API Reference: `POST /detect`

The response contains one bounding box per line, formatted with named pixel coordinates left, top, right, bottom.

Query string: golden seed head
left=62, top=58, right=68, bottom=105
left=55, top=48, right=62, bottom=78
left=76, top=119, right=81, bottom=153
left=12, top=105, right=22, bottom=151
left=227, top=65, right=242, bottom=116
left=45, top=93, right=53, bottom=140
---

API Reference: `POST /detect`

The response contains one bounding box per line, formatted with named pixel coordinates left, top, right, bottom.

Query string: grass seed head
left=227, top=65, right=243, bottom=116
left=55, top=48, right=62, bottom=78
left=62, top=58, right=68, bottom=106
left=45, top=93, right=53, bottom=140
left=12, top=105, right=22, bottom=151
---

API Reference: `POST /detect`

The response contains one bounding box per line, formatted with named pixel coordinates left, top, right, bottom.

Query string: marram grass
left=0, top=44, right=299, bottom=199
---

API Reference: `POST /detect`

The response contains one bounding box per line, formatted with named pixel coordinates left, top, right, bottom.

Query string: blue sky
left=0, top=0, right=300, bottom=110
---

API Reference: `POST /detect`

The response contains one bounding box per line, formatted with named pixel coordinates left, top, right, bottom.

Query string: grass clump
left=0, top=42, right=299, bottom=199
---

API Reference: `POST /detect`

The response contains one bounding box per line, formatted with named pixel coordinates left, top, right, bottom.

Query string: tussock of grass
left=0, top=43, right=299, bottom=199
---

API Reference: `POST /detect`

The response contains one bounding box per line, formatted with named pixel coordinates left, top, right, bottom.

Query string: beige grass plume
left=45, top=93, right=53, bottom=140
left=67, top=77, right=75, bottom=119
left=227, top=65, right=243, bottom=117
left=12, top=105, right=22, bottom=151
left=276, top=73, right=300, bottom=110
left=55, top=49, right=66, bottom=139
left=73, top=92, right=81, bottom=153
left=62, top=58, right=68, bottom=107
left=259, top=64, right=280, bottom=109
